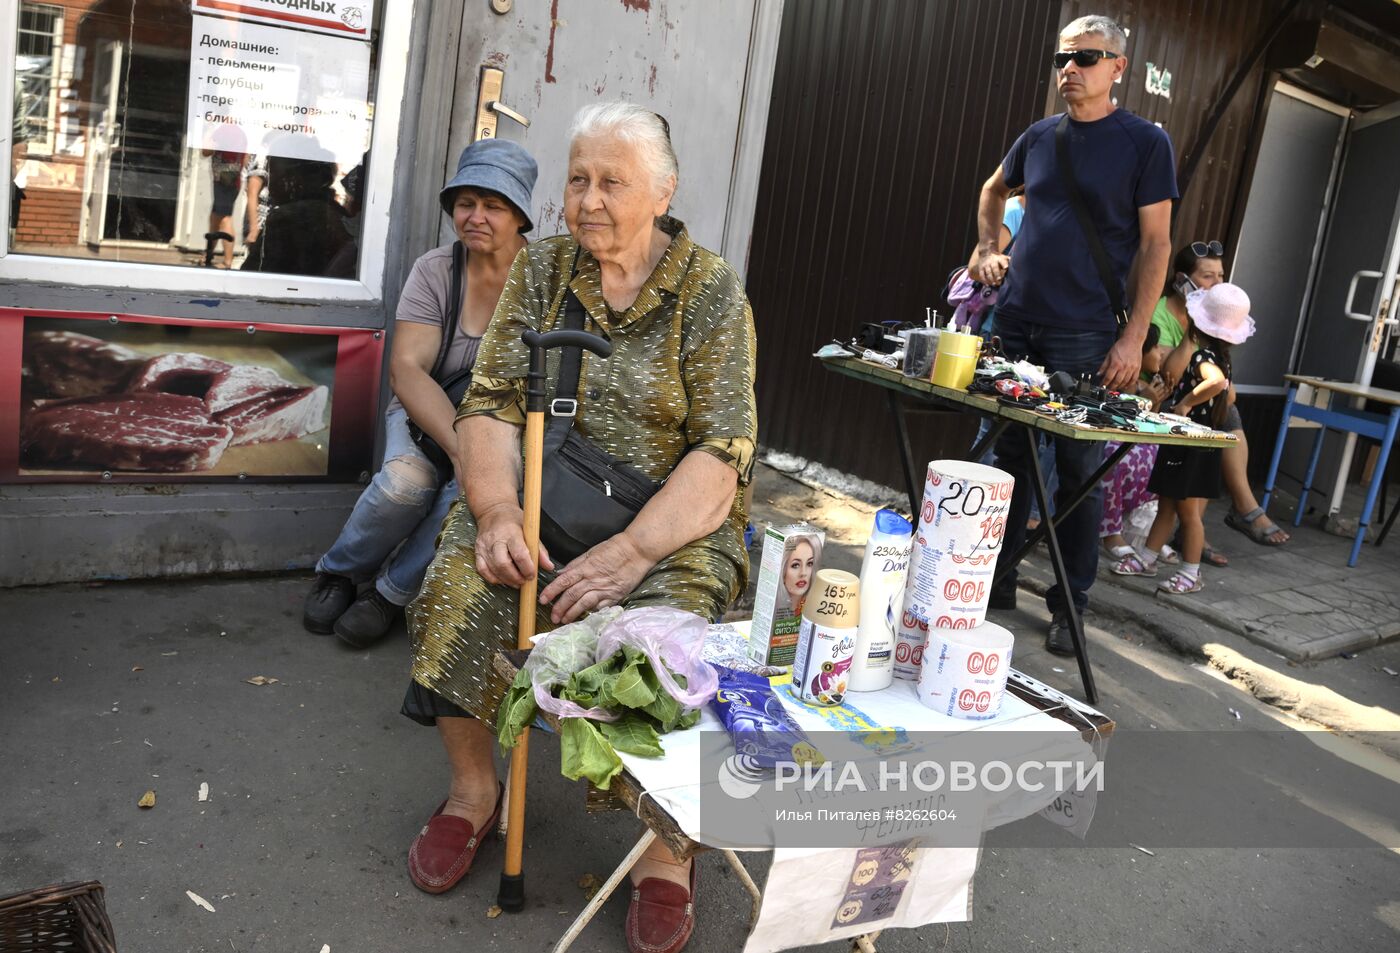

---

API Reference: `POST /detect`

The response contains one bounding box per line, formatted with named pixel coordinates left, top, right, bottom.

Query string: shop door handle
left=488, top=100, right=530, bottom=128
left=1345, top=270, right=1383, bottom=322
left=474, top=67, right=530, bottom=141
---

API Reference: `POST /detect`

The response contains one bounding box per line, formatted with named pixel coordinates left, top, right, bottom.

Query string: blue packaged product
left=710, top=665, right=817, bottom=768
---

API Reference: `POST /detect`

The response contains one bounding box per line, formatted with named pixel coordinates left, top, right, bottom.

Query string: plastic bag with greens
left=497, top=607, right=716, bottom=789
left=521, top=607, right=624, bottom=722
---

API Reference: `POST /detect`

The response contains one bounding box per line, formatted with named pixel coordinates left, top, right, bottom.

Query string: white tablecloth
left=621, top=622, right=1101, bottom=845
left=614, top=621, right=1107, bottom=953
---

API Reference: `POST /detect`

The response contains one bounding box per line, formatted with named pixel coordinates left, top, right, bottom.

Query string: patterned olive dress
left=405, top=216, right=757, bottom=723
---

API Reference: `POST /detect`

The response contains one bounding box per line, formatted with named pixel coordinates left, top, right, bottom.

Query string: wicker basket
left=0, top=881, right=116, bottom=952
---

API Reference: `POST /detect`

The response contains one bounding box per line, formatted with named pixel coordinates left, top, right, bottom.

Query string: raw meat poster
left=0, top=310, right=383, bottom=483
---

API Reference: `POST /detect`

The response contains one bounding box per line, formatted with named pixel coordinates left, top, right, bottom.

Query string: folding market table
left=494, top=647, right=1114, bottom=953
left=820, top=355, right=1238, bottom=706
left=1261, top=374, right=1400, bottom=566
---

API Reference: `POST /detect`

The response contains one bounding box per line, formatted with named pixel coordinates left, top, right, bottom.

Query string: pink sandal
left=1157, top=571, right=1203, bottom=595
left=1112, top=553, right=1157, bottom=577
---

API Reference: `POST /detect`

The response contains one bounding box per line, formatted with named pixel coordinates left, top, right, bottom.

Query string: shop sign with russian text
left=192, top=0, right=375, bottom=39
left=186, top=13, right=373, bottom=166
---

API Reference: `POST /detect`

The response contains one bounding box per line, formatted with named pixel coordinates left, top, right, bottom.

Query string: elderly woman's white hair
left=1060, top=13, right=1128, bottom=54
left=568, top=101, right=679, bottom=194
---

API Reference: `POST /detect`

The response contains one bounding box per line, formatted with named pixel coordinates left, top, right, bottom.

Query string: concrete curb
left=1016, top=560, right=1400, bottom=739
left=1094, top=561, right=1397, bottom=662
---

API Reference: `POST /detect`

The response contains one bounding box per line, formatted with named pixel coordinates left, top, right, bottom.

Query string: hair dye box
left=747, top=524, right=826, bottom=667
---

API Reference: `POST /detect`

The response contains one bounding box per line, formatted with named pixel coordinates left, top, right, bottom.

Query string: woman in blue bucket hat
left=303, top=138, right=538, bottom=647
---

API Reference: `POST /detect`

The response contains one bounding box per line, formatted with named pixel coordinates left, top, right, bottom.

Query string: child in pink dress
left=1100, top=327, right=1170, bottom=560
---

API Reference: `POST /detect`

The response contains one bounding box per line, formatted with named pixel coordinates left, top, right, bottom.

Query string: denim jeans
left=318, top=408, right=458, bottom=606
left=990, top=315, right=1117, bottom=614
left=974, top=417, right=1057, bottom=519
left=1028, top=439, right=1056, bottom=523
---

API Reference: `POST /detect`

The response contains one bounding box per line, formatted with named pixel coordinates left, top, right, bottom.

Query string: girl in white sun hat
left=1113, top=282, right=1255, bottom=594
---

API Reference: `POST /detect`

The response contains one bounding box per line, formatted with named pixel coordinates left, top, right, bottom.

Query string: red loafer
left=626, top=860, right=698, bottom=953
left=407, top=784, right=503, bottom=894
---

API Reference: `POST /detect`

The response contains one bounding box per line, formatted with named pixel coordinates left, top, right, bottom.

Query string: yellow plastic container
left=931, top=329, right=980, bottom=390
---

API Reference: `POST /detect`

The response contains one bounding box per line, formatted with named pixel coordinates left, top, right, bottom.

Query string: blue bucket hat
left=439, top=138, right=538, bottom=233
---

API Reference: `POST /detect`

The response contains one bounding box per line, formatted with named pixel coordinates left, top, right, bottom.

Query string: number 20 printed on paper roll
left=894, top=460, right=1013, bottom=680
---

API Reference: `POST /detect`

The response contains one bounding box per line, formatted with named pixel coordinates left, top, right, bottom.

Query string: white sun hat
left=1186, top=282, right=1255, bottom=345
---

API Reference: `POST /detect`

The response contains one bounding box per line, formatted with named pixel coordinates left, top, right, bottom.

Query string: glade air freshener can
left=791, top=569, right=860, bottom=706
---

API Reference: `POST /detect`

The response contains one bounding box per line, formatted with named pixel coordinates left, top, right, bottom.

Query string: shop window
left=4, top=0, right=394, bottom=289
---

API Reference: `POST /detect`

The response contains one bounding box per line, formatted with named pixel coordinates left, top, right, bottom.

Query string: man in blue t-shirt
left=973, top=13, right=1177, bottom=655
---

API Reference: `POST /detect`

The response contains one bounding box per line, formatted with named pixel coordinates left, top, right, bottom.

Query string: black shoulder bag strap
left=428, top=241, right=466, bottom=381
left=546, top=250, right=593, bottom=451
left=1055, top=114, right=1129, bottom=331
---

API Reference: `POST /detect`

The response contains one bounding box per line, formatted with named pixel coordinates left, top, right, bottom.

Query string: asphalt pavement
left=2, top=463, right=1398, bottom=952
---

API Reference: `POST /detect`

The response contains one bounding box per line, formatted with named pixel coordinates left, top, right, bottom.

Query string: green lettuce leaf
left=641, top=684, right=683, bottom=731
left=496, top=667, right=538, bottom=750
left=599, top=713, right=665, bottom=758
left=567, top=654, right=619, bottom=707
left=606, top=653, right=657, bottom=709
left=559, top=716, right=624, bottom=787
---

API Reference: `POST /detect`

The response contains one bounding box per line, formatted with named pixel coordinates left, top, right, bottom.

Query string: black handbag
left=532, top=286, right=662, bottom=564
left=408, top=242, right=472, bottom=472
left=1055, top=114, right=1129, bottom=334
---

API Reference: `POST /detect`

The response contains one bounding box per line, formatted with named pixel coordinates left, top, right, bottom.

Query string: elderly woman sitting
left=403, top=103, right=756, bottom=953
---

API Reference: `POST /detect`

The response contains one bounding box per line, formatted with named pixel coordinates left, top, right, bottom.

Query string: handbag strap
left=546, top=250, right=593, bottom=448
left=429, top=241, right=466, bottom=381
left=1055, top=114, right=1128, bottom=328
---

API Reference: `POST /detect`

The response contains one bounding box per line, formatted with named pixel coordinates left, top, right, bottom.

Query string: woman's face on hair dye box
left=784, top=538, right=816, bottom=604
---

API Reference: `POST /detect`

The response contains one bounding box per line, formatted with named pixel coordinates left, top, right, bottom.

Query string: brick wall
left=14, top=183, right=83, bottom=246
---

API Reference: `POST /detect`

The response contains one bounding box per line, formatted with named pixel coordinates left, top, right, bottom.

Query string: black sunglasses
left=1053, top=49, right=1120, bottom=70
left=1191, top=240, right=1224, bottom=258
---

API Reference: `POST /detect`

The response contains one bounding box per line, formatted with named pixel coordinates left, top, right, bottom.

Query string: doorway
left=1231, top=80, right=1400, bottom=503
left=79, top=40, right=190, bottom=248
left=1294, top=108, right=1400, bottom=384
left=1230, top=83, right=1349, bottom=394
left=444, top=0, right=776, bottom=262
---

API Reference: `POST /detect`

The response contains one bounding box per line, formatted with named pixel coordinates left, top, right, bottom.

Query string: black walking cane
left=498, top=325, right=613, bottom=912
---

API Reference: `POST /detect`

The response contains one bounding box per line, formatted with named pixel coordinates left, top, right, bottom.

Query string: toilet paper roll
left=915, top=620, right=1014, bottom=720
left=894, top=460, right=1014, bottom=680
